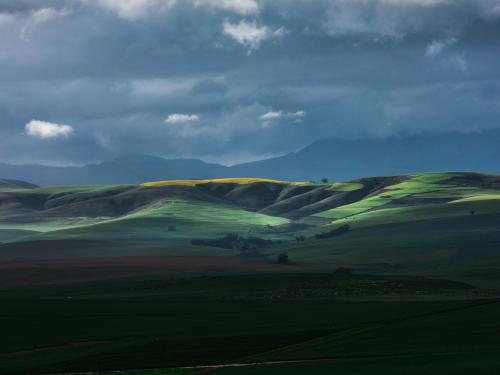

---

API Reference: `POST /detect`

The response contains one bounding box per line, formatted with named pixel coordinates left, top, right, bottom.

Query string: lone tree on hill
left=321, top=178, right=329, bottom=183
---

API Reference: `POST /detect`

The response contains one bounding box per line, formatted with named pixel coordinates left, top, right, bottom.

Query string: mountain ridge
left=3, top=130, right=500, bottom=186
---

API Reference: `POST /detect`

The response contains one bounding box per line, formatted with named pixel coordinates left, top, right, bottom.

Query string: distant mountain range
left=0, top=156, right=229, bottom=186
left=2, top=130, right=500, bottom=186
left=0, top=178, right=38, bottom=189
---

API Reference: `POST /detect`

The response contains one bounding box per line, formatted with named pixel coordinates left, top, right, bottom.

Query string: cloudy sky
left=1, top=0, right=500, bottom=165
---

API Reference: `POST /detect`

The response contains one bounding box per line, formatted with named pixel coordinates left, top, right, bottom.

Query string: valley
left=2, top=172, right=500, bottom=374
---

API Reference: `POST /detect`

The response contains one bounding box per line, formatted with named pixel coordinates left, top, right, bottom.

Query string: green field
left=2, top=273, right=499, bottom=375
left=2, top=172, right=500, bottom=373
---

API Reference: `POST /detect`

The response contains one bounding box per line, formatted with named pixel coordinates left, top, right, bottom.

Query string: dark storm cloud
left=0, top=0, right=500, bottom=165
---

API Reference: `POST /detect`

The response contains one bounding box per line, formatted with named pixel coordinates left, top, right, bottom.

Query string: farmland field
left=2, top=173, right=500, bottom=374
left=2, top=273, right=499, bottom=375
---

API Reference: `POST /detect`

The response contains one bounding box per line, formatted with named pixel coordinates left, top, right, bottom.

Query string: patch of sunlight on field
left=328, top=198, right=500, bottom=230
left=22, top=199, right=291, bottom=242
left=328, top=182, right=364, bottom=192
left=330, top=206, right=441, bottom=229
left=0, top=228, right=38, bottom=242
left=385, top=173, right=451, bottom=194
left=125, top=199, right=290, bottom=227
left=313, top=196, right=390, bottom=219
left=142, top=178, right=306, bottom=187
left=0, top=217, right=110, bottom=233
left=449, top=194, right=500, bottom=203
left=312, top=173, right=476, bottom=221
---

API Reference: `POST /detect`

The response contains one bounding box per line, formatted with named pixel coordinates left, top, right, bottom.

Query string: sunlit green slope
left=2, top=172, right=500, bottom=284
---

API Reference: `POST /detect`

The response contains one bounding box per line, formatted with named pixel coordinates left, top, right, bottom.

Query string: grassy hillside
left=2, top=172, right=500, bottom=285
left=2, top=173, right=500, bottom=374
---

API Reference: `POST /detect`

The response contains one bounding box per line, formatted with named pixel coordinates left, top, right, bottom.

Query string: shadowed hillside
left=2, top=172, right=500, bottom=287
left=0, top=178, right=38, bottom=189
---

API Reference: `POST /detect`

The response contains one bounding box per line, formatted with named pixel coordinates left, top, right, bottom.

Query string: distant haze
left=3, top=130, right=500, bottom=186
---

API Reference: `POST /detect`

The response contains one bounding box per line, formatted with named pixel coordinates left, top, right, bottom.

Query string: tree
left=277, top=252, right=289, bottom=264
left=321, top=178, right=329, bottom=183
left=334, top=267, right=352, bottom=276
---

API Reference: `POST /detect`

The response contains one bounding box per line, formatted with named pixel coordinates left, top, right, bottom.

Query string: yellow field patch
left=142, top=177, right=306, bottom=187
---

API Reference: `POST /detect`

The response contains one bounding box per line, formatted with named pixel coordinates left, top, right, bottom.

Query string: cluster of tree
left=334, top=267, right=352, bottom=275
left=191, top=233, right=277, bottom=252
left=277, top=252, right=289, bottom=264
left=309, top=178, right=329, bottom=184
left=315, top=224, right=350, bottom=240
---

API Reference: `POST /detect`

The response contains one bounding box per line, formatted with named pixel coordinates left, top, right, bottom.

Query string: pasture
left=1, top=273, right=497, bottom=375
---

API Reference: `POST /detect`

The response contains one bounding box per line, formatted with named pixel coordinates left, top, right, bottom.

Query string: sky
left=0, top=0, right=500, bottom=166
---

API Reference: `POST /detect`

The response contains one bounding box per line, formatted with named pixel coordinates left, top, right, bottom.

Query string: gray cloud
left=223, top=20, right=286, bottom=51
left=0, top=0, right=499, bottom=165
left=425, top=37, right=457, bottom=57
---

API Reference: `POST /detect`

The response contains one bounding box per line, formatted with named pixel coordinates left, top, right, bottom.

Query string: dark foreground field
left=2, top=272, right=500, bottom=375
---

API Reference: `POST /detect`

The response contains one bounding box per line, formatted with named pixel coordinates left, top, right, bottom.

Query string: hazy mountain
left=232, top=131, right=500, bottom=181
left=2, top=131, right=500, bottom=186
left=0, top=155, right=228, bottom=186
left=0, top=178, right=38, bottom=189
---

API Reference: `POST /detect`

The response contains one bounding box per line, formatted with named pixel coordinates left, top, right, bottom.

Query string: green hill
left=2, top=172, right=500, bottom=286
left=3, top=173, right=500, bottom=374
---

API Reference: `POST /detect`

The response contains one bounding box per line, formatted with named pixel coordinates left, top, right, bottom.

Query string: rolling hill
left=3, top=172, right=500, bottom=375
left=2, top=172, right=500, bottom=287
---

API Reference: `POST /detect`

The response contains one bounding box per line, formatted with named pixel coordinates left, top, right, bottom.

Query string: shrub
left=191, top=234, right=274, bottom=251
left=191, top=233, right=239, bottom=249
left=315, top=224, right=350, bottom=240
left=277, top=252, right=289, bottom=264
left=334, top=267, right=352, bottom=275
